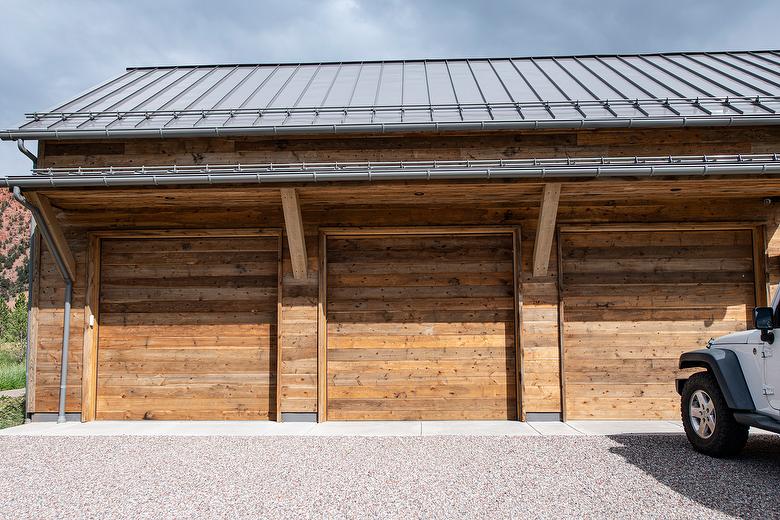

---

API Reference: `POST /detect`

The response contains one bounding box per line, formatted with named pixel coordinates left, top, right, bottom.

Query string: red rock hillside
left=0, top=190, right=31, bottom=302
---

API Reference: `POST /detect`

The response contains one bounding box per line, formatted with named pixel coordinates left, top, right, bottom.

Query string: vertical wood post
left=81, top=235, right=101, bottom=422
left=276, top=233, right=284, bottom=422
left=512, top=227, right=524, bottom=421
left=556, top=227, right=567, bottom=422
left=317, top=232, right=328, bottom=422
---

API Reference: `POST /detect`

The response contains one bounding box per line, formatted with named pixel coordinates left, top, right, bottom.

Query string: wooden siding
left=279, top=233, right=319, bottom=413
left=34, top=244, right=85, bottom=412
left=94, top=235, right=280, bottom=420
left=325, top=232, right=518, bottom=420
left=521, top=228, right=561, bottom=413
left=24, top=125, right=780, bottom=419
left=27, top=192, right=777, bottom=418
left=38, top=127, right=780, bottom=168
left=560, top=228, right=757, bottom=419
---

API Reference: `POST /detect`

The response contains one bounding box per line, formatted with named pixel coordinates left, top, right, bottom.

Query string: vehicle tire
left=681, top=371, right=749, bottom=457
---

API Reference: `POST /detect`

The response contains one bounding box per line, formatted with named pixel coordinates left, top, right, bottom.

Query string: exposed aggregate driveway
left=2, top=434, right=780, bottom=519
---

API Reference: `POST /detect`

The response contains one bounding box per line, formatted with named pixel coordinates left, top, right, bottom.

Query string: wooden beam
left=25, top=192, right=76, bottom=281
left=280, top=188, right=308, bottom=280
left=532, top=183, right=561, bottom=277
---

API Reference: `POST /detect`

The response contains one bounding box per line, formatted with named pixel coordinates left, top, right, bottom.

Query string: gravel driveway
left=2, top=434, right=779, bottom=519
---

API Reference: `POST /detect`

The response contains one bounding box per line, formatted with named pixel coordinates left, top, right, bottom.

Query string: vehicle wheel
left=681, top=371, right=749, bottom=457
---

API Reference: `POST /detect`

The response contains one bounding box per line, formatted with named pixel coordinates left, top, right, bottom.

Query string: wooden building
left=3, top=51, right=780, bottom=423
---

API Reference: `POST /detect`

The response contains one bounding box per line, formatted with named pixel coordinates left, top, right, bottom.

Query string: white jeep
left=677, top=291, right=780, bottom=456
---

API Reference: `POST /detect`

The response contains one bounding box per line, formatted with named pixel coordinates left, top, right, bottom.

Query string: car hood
left=709, top=330, right=756, bottom=346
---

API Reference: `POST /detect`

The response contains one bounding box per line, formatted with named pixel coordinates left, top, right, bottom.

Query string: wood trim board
left=753, top=225, right=769, bottom=307
left=512, top=227, right=524, bottom=421
left=26, top=230, right=42, bottom=413
left=317, top=231, right=327, bottom=422
left=556, top=226, right=566, bottom=422
left=560, top=222, right=763, bottom=233
left=80, top=234, right=101, bottom=422
left=276, top=233, right=284, bottom=422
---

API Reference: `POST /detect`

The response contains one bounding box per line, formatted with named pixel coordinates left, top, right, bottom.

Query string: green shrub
left=0, top=396, right=25, bottom=429
left=0, top=293, right=27, bottom=347
left=0, top=292, right=28, bottom=391
left=0, top=361, right=24, bottom=391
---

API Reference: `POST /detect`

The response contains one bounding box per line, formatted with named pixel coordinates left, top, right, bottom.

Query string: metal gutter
left=4, top=154, right=780, bottom=188
left=4, top=114, right=780, bottom=141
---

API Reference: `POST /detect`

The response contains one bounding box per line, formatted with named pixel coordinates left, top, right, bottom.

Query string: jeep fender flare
left=677, top=348, right=755, bottom=411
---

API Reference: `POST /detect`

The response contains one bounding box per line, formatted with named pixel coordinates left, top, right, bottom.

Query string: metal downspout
left=12, top=140, right=74, bottom=424
left=24, top=221, right=36, bottom=422
left=12, top=187, right=72, bottom=424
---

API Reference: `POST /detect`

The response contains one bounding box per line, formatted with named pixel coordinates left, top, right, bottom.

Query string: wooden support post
left=25, top=192, right=77, bottom=281
left=280, top=188, right=308, bottom=280
left=532, top=183, right=562, bottom=277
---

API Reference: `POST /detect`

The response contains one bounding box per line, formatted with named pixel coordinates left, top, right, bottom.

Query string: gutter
left=3, top=114, right=780, bottom=141
left=24, top=220, right=35, bottom=422
left=3, top=154, right=780, bottom=188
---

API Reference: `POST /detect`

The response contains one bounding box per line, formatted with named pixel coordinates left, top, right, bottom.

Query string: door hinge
left=763, top=385, right=775, bottom=396
left=762, top=347, right=773, bottom=358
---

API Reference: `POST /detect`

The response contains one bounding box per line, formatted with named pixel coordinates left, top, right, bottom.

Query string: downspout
left=24, top=220, right=35, bottom=422
left=12, top=140, right=73, bottom=424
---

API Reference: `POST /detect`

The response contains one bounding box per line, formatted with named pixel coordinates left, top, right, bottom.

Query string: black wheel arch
left=676, top=348, right=755, bottom=411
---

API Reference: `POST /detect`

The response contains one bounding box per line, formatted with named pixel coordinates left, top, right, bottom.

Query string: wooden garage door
left=95, top=235, right=280, bottom=420
left=326, top=232, right=518, bottom=420
left=561, top=228, right=757, bottom=419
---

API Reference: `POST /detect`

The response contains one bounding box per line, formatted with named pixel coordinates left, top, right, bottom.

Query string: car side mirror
left=754, top=306, right=775, bottom=343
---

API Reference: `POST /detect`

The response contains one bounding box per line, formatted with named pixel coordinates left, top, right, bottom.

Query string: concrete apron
left=0, top=420, right=688, bottom=437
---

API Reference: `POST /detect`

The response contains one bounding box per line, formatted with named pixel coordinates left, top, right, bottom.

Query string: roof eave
left=5, top=115, right=780, bottom=141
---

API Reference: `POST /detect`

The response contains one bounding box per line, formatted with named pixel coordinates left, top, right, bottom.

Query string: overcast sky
left=1, top=0, right=779, bottom=174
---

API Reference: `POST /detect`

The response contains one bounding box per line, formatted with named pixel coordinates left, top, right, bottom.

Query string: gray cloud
left=2, top=0, right=779, bottom=174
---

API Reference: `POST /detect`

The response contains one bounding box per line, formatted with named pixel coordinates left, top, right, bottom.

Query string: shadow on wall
left=607, top=433, right=780, bottom=518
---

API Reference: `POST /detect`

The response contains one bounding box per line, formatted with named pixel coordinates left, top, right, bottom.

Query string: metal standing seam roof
left=3, top=50, right=780, bottom=140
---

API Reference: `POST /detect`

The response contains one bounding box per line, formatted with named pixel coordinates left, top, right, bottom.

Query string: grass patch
left=0, top=347, right=24, bottom=391
left=0, top=396, right=24, bottom=429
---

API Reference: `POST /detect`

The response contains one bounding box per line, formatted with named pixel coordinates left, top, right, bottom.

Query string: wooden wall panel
left=279, top=232, right=319, bottom=413
left=33, top=242, right=85, bottom=412
left=38, top=127, right=780, bottom=168
left=95, top=235, right=279, bottom=420
left=28, top=192, right=775, bottom=419
left=27, top=125, right=780, bottom=419
left=520, top=227, right=561, bottom=412
left=561, top=229, right=757, bottom=419
left=325, top=233, right=517, bottom=420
